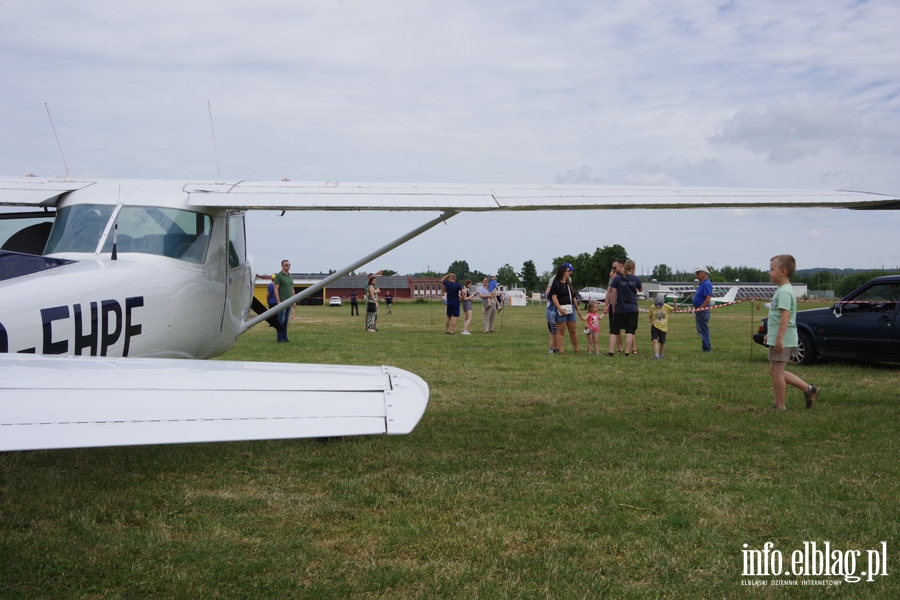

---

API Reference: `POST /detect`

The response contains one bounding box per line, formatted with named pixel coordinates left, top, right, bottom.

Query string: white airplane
left=665, top=285, right=740, bottom=307
left=1, top=177, right=897, bottom=451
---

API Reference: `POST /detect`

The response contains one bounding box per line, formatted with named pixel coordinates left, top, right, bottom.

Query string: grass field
left=2, top=301, right=898, bottom=598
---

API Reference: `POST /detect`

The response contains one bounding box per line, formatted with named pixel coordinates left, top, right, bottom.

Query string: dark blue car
left=753, top=275, right=900, bottom=365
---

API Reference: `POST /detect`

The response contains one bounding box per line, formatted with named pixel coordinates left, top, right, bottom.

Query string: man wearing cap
left=693, top=266, right=713, bottom=352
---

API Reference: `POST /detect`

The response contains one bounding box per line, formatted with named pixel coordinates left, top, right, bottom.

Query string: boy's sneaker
left=805, top=384, right=820, bottom=409
left=768, top=404, right=786, bottom=410
left=652, top=354, right=661, bottom=359
left=461, top=331, right=471, bottom=335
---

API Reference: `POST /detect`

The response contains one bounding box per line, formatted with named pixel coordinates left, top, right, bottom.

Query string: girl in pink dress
left=584, top=301, right=603, bottom=354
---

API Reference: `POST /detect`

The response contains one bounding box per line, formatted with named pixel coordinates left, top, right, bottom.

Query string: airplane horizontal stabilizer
left=0, top=355, right=428, bottom=451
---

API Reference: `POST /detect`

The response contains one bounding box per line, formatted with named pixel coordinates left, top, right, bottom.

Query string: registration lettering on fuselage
left=0, top=296, right=144, bottom=356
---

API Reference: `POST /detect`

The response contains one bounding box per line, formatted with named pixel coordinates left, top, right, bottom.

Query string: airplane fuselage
left=0, top=181, right=254, bottom=359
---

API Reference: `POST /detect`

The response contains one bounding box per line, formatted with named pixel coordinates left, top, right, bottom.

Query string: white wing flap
left=0, top=355, right=429, bottom=451
left=183, top=181, right=900, bottom=211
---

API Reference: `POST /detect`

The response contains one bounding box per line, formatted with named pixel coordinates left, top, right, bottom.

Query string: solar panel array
left=735, top=286, right=777, bottom=299
left=659, top=283, right=778, bottom=299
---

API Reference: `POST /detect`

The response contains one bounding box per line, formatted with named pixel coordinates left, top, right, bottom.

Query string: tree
left=466, top=269, right=487, bottom=284
left=651, top=264, right=674, bottom=280
left=707, top=267, right=726, bottom=283
left=447, top=260, right=470, bottom=281
left=593, top=245, right=627, bottom=285
left=381, top=269, right=397, bottom=276
left=552, top=244, right=628, bottom=288
left=720, top=265, right=766, bottom=282
left=835, top=270, right=890, bottom=298
left=496, top=264, right=519, bottom=288
left=551, top=253, right=590, bottom=287
left=414, top=269, right=441, bottom=278
left=539, top=270, right=555, bottom=287
left=520, top=260, right=540, bottom=292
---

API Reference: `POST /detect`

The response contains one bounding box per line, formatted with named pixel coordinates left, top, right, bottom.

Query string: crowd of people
left=265, top=259, right=717, bottom=351
left=267, top=254, right=821, bottom=409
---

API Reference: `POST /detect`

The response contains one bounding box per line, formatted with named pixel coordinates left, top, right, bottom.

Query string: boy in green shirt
left=765, top=254, right=820, bottom=409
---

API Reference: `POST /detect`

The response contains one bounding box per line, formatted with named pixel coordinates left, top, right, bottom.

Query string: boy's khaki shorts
left=768, top=346, right=797, bottom=362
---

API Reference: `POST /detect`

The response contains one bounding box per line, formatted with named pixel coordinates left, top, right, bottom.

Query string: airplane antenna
left=44, top=103, right=70, bottom=180
left=111, top=185, right=120, bottom=260
left=111, top=223, right=118, bottom=261
left=207, top=101, right=222, bottom=183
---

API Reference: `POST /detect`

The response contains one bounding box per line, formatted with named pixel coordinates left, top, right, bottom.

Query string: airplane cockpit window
left=100, top=207, right=212, bottom=264
left=44, top=204, right=115, bottom=254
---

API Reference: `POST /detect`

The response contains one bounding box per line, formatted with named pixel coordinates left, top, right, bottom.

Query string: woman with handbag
left=365, top=275, right=379, bottom=332
left=549, top=263, right=583, bottom=354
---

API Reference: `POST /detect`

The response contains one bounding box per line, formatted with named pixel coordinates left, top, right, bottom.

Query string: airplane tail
left=720, top=286, right=739, bottom=303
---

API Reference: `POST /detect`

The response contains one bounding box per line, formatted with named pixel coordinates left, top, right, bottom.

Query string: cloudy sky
left=3, top=1, right=899, bottom=278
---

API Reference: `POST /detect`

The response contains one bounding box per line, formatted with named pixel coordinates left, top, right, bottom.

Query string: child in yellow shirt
left=648, top=293, right=674, bottom=359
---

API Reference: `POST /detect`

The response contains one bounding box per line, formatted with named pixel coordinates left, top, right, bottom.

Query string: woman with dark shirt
left=460, top=279, right=475, bottom=335
left=548, top=263, right=584, bottom=354
left=365, top=275, right=379, bottom=332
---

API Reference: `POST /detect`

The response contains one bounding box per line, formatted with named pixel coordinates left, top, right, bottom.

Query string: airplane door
left=222, top=212, right=252, bottom=335
left=825, top=282, right=899, bottom=358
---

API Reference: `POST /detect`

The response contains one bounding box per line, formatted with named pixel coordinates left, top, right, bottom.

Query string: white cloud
left=1, top=0, right=898, bottom=272
left=555, top=164, right=603, bottom=184
left=709, top=97, right=864, bottom=163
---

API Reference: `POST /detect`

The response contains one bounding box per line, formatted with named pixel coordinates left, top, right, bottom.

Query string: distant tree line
left=403, top=256, right=898, bottom=298
left=799, top=269, right=900, bottom=297
left=647, top=264, right=769, bottom=283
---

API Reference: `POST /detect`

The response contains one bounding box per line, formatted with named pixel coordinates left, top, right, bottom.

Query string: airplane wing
left=182, top=181, right=900, bottom=211
left=0, top=178, right=94, bottom=206
left=0, top=355, right=428, bottom=451
left=1, top=177, right=898, bottom=210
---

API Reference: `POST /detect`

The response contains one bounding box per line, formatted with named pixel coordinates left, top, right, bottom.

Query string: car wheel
left=791, top=330, right=818, bottom=365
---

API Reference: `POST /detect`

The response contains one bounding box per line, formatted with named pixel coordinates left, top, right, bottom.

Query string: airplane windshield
left=44, top=204, right=115, bottom=254
left=100, top=206, right=212, bottom=264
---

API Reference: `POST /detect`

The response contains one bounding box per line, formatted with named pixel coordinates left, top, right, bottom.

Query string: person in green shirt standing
left=273, top=259, right=294, bottom=343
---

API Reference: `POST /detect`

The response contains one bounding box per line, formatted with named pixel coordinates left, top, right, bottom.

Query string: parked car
left=328, top=296, right=342, bottom=307
left=577, top=287, right=607, bottom=309
left=752, top=275, right=900, bottom=364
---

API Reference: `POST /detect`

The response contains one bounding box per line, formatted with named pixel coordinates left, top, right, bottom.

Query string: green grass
left=2, top=302, right=899, bottom=598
